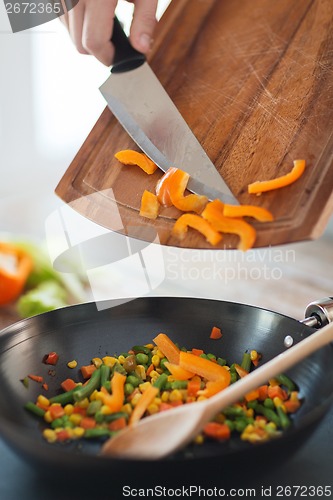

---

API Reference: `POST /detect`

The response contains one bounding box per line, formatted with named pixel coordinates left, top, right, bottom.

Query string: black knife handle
left=111, top=17, right=146, bottom=73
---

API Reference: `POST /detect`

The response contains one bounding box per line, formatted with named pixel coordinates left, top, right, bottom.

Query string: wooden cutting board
left=56, top=0, right=333, bottom=250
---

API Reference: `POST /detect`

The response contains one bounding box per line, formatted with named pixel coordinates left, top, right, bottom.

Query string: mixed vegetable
left=114, top=149, right=306, bottom=250
left=24, top=332, right=302, bottom=448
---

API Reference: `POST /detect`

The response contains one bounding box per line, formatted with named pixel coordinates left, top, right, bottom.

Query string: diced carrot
left=284, top=400, right=301, bottom=413
left=49, top=405, right=65, bottom=420
left=80, top=417, right=96, bottom=429
left=114, top=150, right=158, bottom=175
left=61, top=378, right=77, bottom=392
left=203, top=422, right=231, bottom=440
left=164, top=362, right=194, bottom=380
left=146, top=363, right=155, bottom=376
left=159, top=402, right=173, bottom=412
left=28, top=374, right=44, bottom=383
left=258, top=385, right=269, bottom=401
left=169, top=400, right=183, bottom=407
left=42, top=383, right=49, bottom=391
left=244, top=389, right=260, bottom=402
left=234, top=364, right=249, bottom=378
left=267, top=385, right=288, bottom=401
left=108, top=417, right=127, bottom=432
left=44, top=352, right=59, bottom=366
left=187, top=377, right=202, bottom=397
left=210, top=326, right=222, bottom=340
left=80, top=364, right=96, bottom=380
left=72, top=407, right=87, bottom=416
left=179, top=351, right=231, bottom=385
left=129, top=385, right=159, bottom=425
left=153, top=333, right=180, bottom=364
left=192, top=348, right=204, bottom=356
left=56, top=430, right=71, bottom=442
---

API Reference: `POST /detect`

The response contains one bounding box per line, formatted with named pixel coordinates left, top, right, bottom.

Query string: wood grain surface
left=56, top=0, right=333, bottom=250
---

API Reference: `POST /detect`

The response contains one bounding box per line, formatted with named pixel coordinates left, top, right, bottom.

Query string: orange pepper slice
left=0, top=242, right=33, bottom=305
left=140, top=190, right=160, bottom=219
left=223, top=204, right=274, bottom=222
left=197, top=379, right=229, bottom=398
left=156, top=167, right=208, bottom=213
left=129, top=385, right=159, bottom=426
left=179, top=351, right=231, bottom=385
left=248, top=159, right=306, bottom=194
left=172, top=213, right=222, bottom=246
left=201, top=199, right=256, bottom=251
left=163, top=362, right=195, bottom=381
left=114, top=150, right=158, bottom=174
left=153, top=333, right=180, bottom=364
left=101, top=372, right=126, bottom=412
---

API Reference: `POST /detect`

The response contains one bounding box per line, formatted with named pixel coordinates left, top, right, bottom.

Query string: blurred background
left=0, top=0, right=332, bottom=323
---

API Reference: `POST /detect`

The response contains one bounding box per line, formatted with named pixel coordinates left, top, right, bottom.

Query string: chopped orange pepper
left=210, top=326, right=222, bottom=340
left=202, top=199, right=256, bottom=251
left=140, top=190, right=160, bottom=219
left=223, top=204, right=274, bottom=222
left=164, top=362, right=194, bottom=380
left=0, top=242, right=33, bottom=305
left=258, top=385, right=269, bottom=401
left=156, top=168, right=208, bottom=213
left=248, top=159, right=306, bottom=194
left=102, top=372, right=126, bottom=412
left=187, top=377, right=202, bottom=397
left=203, top=422, right=231, bottom=440
left=179, top=351, right=231, bottom=385
left=153, top=333, right=180, bottom=364
left=234, top=364, right=249, bottom=378
left=172, top=213, right=222, bottom=246
left=114, top=150, right=158, bottom=175
left=267, top=385, right=288, bottom=401
left=197, top=380, right=229, bottom=398
left=129, top=384, right=159, bottom=426
left=80, top=417, right=97, bottom=429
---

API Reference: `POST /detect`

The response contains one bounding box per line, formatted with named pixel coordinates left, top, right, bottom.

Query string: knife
left=99, top=18, right=239, bottom=205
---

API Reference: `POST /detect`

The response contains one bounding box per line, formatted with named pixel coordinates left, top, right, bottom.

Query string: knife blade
left=100, top=18, right=239, bottom=205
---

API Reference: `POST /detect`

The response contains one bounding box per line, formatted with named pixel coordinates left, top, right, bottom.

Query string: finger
left=82, top=0, right=117, bottom=66
left=130, top=0, right=158, bottom=53
left=67, top=2, right=88, bottom=55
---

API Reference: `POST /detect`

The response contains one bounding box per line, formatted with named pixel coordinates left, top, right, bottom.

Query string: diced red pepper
left=44, top=352, right=59, bottom=366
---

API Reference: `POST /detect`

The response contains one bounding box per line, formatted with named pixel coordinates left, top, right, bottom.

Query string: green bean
left=206, top=353, right=216, bottom=361
left=84, top=428, right=113, bottom=439
left=73, top=367, right=101, bottom=402
left=230, top=372, right=238, bottom=384
left=199, top=353, right=208, bottom=359
left=159, top=358, right=170, bottom=372
left=255, top=403, right=281, bottom=427
left=223, top=406, right=246, bottom=418
left=277, top=406, right=291, bottom=430
left=153, top=373, right=168, bottom=391
left=217, top=357, right=227, bottom=366
left=263, top=398, right=275, bottom=410
left=102, top=411, right=129, bottom=423
left=171, top=380, right=188, bottom=390
left=49, top=386, right=81, bottom=405
left=124, top=383, right=134, bottom=396
left=276, top=374, right=297, bottom=392
left=112, top=363, right=127, bottom=376
left=126, top=374, right=142, bottom=387
left=24, top=401, right=45, bottom=418
left=87, top=400, right=102, bottom=416
left=100, top=364, right=111, bottom=387
left=132, top=345, right=151, bottom=356
left=241, top=352, right=251, bottom=373
left=234, top=418, right=248, bottom=433
left=225, top=419, right=235, bottom=431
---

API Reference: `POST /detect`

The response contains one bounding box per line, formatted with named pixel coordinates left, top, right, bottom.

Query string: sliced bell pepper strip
left=101, top=372, right=126, bottom=412
left=129, top=384, right=159, bottom=426
left=234, top=364, right=249, bottom=378
left=153, top=333, right=180, bottom=364
left=210, top=326, right=222, bottom=340
left=201, top=199, right=256, bottom=251
left=248, top=159, right=306, bottom=194
left=179, top=351, right=231, bottom=385
left=139, top=190, right=160, bottom=220
left=164, top=362, right=195, bottom=381
left=156, top=167, right=208, bottom=213
left=197, top=380, right=229, bottom=398
left=114, top=150, right=158, bottom=175
left=0, top=242, right=33, bottom=305
left=172, top=213, right=222, bottom=246
left=223, top=204, right=274, bottom=222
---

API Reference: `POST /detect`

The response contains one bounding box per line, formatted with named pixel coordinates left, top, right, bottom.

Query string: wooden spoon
left=102, top=321, right=333, bottom=460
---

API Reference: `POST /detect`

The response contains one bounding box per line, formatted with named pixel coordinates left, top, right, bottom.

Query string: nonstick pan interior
left=0, top=297, right=332, bottom=474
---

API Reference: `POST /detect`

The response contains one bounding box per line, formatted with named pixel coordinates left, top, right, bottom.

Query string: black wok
left=0, top=297, right=332, bottom=476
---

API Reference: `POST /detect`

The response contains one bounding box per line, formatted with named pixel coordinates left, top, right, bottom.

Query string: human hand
left=61, top=0, right=158, bottom=66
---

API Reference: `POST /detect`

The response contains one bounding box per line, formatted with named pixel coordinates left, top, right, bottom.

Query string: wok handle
left=302, top=297, right=333, bottom=328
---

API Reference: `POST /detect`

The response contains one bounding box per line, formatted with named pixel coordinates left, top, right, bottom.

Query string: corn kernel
left=37, top=395, right=50, bottom=407
left=156, top=368, right=163, bottom=374
left=43, top=429, right=57, bottom=443
left=118, top=355, right=126, bottom=364
left=186, top=396, right=196, bottom=403
left=144, top=343, right=154, bottom=350
left=149, top=370, right=160, bottom=379
left=169, top=389, right=182, bottom=402
left=64, top=404, right=74, bottom=416
left=77, top=398, right=89, bottom=409
left=153, top=397, right=161, bottom=405
left=67, top=360, right=77, bottom=369
left=290, top=391, right=299, bottom=402
left=250, top=350, right=258, bottom=361
left=167, top=375, right=175, bottom=382
left=101, top=405, right=113, bottom=415
left=215, top=413, right=226, bottom=423
left=196, top=395, right=207, bottom=402
left=269, top=378, right=279, bottom=387
left=44, top=410, right=52, bottom=423
left=147, top=403, right=159, bottom=415
left=121, top=403, right=133, bottom=415
left=266, top=422, right=277, bottom=430
left=273, top=397, right=284, bottom=408
left=131, top=393, right=142, bottom=407
left=194, top=434, right=204, bottom=445
left=150, top=376, right=159, bottom=386
left=151, top=355, right=160, bottom=367
left=72, top=427, right=85, bottom=438
left=102, top=356, right=117, bottom=368
left=69, top=414, right=82, bottom=426
left=156, top=349, right=165, bottom=359
left=94, top=391, right=105, bottom=402
left=135, top=365, right=146, bottom=380
left=89, top=390, right=98, bottom=401
left=139, top=382, right=152, bottom=393
left=161, top=391, right=169, bottom=402
left=91, top=357, right=102, bottom=368
left=246, top=408, right=254, bottom=418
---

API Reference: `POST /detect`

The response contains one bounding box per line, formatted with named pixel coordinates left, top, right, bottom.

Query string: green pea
left=264, top=398, right=275, bottom=410
left=126, top=375, right=141, bottom=387
left=135, top=353, right=149, bottom=365
left=124, top=383, right=134, bottom=396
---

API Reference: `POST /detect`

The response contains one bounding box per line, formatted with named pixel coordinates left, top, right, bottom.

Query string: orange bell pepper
left=0, top=242, right=33, bottom=305
left=101, top=372, right=126, bottom=412
left=197, top=380, right=229, bottom=398
left=201, top=199, right=256, bottom=251
left=114, top=150, right=158, bottom=175
left=129, top=384, right=159, bottom=426
left=172, top=213, right=222, bottom=246
left=153, top=333, right=180, bottom=364
left=223, top=204, right=274, bottom=222
left=164, top=362, right=194, bottom=381
left=156, top=168, right=208, bottom=213
left=248, top=159, right=306, bottom=194
left=179, top=351, right=231, bottom=385
left=140, top=190, right=160, bottom=219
